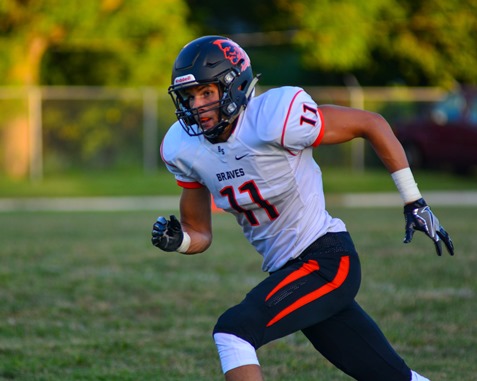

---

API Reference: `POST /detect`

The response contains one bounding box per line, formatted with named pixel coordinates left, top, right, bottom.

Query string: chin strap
left=204, top=120, right=229, bottom=143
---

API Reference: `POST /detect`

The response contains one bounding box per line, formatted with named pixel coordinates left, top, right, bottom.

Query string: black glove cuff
left=403, top=197, right=427, bottom=213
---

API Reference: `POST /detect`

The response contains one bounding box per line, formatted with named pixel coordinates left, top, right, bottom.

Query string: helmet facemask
left=169, top=66, right=256, bottom=143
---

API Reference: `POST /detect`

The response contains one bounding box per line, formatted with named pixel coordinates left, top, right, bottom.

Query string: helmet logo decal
left=213, top=39, right=250, bottom=71
left=174, top=74, right=196, bottom=85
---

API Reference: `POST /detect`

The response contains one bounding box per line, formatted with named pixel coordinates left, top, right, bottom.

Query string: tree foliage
left=277, top=0, right=477, bottom=87
left=0, top=0, right=195, bottom=86
left=1, top=0, right=476, bottom=87
left=184, top=0, right=477, bottom=87
left=278, top=0, right=387, bottom=71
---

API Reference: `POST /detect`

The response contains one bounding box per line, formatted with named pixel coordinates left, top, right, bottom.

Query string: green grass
left=0, top=169, right=179, bottom=198
left=0, top=207, right=475, bottom=380
left=0, top=167, right=476, bottom=197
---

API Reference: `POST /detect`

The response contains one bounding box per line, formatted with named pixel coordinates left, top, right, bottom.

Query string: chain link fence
left=0, top=86, right=445, bottom=180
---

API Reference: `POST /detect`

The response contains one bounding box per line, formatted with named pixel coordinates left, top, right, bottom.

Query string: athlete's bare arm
left=319, top=105, right=409, bottom=173
left=179, top=186, right=213, bottom=254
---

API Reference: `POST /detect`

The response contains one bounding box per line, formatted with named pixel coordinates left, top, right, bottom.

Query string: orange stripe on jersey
left=312, top=108, right=325, bottom=147
left=266, top=256, right=350, bottom=327
left=177, top=180, right=204, bottom=189
left=266, top=259, right=319, bottom=302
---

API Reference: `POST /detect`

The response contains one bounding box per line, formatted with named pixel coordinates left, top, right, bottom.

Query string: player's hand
left=151, top=215, right=184, bottom=252
left=403, top=198, right=454, bottom=256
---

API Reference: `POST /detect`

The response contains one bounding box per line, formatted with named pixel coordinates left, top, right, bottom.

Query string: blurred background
left=1, top=4, right=475, bottom=380
left=1, top=0, right=477, bottom=186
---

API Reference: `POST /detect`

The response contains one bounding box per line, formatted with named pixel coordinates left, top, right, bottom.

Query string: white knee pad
left=213, top=332, right=260, bottom=374
left=411, top=370, right=430, bottom=381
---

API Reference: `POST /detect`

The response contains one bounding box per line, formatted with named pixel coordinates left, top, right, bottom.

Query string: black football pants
left=213, top=232, right=412, bottom=381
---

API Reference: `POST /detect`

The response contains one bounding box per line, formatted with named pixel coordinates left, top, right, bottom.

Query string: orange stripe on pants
left=266, top=256, right=350, bottom=327
left=266, top=260, right=320, bottom=302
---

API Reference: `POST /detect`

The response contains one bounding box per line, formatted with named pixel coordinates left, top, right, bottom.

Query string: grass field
left=0, top=205, right=475, bottom=381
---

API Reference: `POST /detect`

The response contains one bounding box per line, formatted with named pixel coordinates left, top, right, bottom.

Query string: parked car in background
left=393, top=86, right=477, bottom=173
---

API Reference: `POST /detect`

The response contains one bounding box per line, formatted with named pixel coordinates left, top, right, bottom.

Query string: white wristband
left=391, top=168, right=422, bottom=204
left=177, top=232, right=191, bottom=253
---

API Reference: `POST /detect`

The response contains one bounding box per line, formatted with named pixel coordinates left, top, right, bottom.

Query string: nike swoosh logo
left=235, top=153, right=249, bottom=160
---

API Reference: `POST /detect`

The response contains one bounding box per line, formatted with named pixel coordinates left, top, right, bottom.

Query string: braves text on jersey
left=161, top=86, right=347, bottom=272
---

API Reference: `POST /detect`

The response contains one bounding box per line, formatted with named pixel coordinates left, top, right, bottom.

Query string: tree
left=379, top=0, right=477, bottom=87
left=277, top=0, right=477, bottom=87
left=0, top=0, right=195, bottom=178
left=0, top=0, right=194, bottom=86
left=185, top=0, right=477, bottom=87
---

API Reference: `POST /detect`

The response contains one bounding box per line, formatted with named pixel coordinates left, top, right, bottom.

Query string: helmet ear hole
left=238, top=80, right=248, bottom=91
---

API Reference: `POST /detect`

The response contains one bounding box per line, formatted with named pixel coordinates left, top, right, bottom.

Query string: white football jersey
left=161, top=86, right=346, bottom=272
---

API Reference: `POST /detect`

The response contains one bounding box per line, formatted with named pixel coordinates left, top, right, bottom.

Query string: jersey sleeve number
left=220, top=180, right=280, bottom=226
left=300, top=104, right=318, bottom=127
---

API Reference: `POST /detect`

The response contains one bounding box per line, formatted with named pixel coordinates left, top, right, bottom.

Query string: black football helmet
left=168, top=36, right=260, bottom=142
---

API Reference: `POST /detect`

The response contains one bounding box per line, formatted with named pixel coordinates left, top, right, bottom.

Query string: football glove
left=403, top=198, right=454, bottom=256
left=151, top=215, right=184, bottom=252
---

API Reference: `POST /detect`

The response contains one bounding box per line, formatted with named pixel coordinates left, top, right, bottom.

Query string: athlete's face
left=184, top=84, right=220, bottom=131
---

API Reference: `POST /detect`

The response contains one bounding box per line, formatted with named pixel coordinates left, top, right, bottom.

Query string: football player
left=152, top=35, right=454, bottom=381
